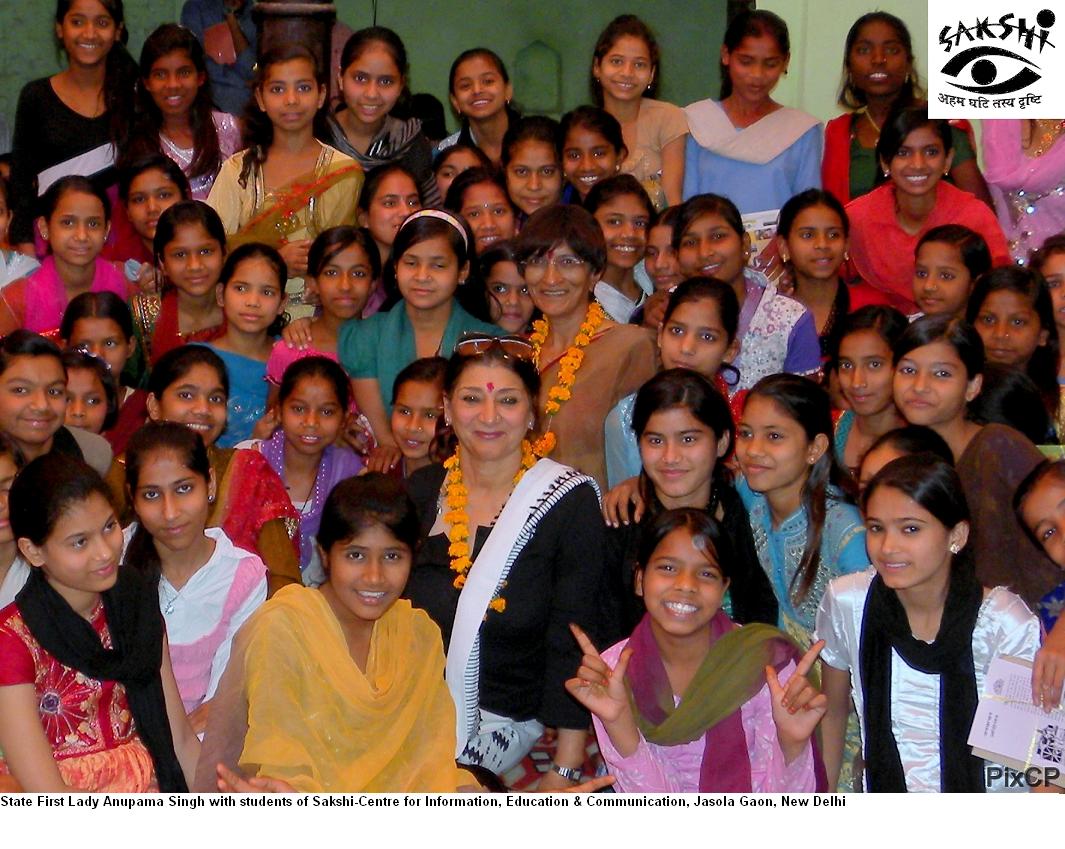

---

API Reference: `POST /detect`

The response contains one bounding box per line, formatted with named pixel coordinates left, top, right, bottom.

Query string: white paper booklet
left=967, top=655, right=1065, bottom=788
left=741, top=209, right=780, bottom=266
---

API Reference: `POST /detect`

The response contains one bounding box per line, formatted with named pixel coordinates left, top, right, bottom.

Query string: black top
left=606, top=481, right=779, bottom=640
left=10, top=78, right=116, bottom=245
left=323, top=114, right=441, bottom=207
left=404, top=463, right=609, bottom=730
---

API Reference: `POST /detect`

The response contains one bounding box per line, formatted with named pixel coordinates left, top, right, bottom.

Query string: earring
left=883, top=169, right=890, bottom=178
left=844, top=250, right=850, bottom=261
left=949, top=543, right=960, bottom=554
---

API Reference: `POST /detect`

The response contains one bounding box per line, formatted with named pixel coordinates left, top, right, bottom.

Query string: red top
left=848, top=280, right=891, bottom=311
left=104, top=389, right=149, bottom=455
left=150, top=289, right=225, bottom=365
left=0, top=602, right=139, bottom=761
left=215, top=447, right=300, bottom=561
left=822, top=113, right=978, bottom=206
left=845, top=182, right=1010, bottom=314
left=822, top=114, right=858, bottom=205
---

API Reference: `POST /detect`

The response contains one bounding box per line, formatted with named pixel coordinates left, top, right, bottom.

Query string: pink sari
left=982, top=120, right=1065, bottom=263
left=0, top=256, right=132, bottom=338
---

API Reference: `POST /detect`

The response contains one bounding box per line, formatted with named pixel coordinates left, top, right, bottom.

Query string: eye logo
left=941, top=45, right=1041, bottom=95
left=933, top=7, right=1063, bottom=116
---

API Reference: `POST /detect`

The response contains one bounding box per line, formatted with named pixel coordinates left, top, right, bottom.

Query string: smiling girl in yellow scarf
left=195, top=474, right=476, bottom=792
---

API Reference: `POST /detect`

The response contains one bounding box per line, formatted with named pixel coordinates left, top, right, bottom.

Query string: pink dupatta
left=23, top=256, right=131, bottom=335
left=982, top=120, right=1065, bottom=262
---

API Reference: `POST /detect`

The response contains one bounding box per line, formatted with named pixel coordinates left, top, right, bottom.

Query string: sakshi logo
left=929, top=4, right=1063, bottom=117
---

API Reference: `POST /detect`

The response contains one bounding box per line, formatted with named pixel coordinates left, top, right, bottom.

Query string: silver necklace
left=161, top=580, right=179, bottom=615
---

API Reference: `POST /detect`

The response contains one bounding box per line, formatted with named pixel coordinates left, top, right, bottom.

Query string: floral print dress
left=0, top=602, right=157, bottom=791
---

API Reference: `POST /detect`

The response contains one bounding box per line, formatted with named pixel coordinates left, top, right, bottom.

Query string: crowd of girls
left=2, top=0, right=1065, bottom=798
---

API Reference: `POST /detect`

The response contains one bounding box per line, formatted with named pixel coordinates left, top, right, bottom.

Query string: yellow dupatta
left=196, top=586, right=468, bottom=792
left=229, top=148, right=363, bottom=250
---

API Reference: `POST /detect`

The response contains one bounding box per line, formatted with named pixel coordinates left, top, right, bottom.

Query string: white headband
left=399, top=208, right=469, bottom=250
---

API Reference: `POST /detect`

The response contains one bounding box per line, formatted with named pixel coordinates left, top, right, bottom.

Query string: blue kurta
left=737, top=477, right=869, bottom=641
left=683, top=114, right=822, bottom=214
left=202, top=344, right=270, bottom=448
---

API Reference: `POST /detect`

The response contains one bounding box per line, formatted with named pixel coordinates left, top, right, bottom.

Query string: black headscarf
left=15, top=564, right=187, bottom=792
left=859, top=566, right=986, bottom=793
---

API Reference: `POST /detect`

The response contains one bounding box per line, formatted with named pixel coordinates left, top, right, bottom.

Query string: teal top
left=200, top=344, right=270, bottom=448
left=737, top=476, right=869, bottom=641
left=337, top=301, right=500, bottom=415
left=833, top=410, right=856, bottom=469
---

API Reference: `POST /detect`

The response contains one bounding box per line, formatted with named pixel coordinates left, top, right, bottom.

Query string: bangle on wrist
left=550, top=763, right=582, bottom=782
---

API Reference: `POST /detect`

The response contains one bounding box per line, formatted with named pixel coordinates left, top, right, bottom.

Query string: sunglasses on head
left=454, top=333, right=535, bottom=361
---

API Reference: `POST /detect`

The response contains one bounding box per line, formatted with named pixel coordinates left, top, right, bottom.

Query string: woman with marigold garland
left=514, top=205, right=657, bottom=489
left=404, top=339, right=609, bottom=789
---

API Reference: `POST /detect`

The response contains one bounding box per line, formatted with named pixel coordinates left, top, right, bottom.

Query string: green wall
left=1, top=1, right=726, bottom=135
left=2, top=2, right=943, bottom=138
left=356, top=0, right=727, bottom=129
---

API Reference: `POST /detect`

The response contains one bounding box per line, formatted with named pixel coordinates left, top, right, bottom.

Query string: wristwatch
left=550, top=763, right=583, bottom=782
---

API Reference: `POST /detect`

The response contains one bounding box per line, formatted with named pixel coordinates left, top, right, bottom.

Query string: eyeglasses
left=454, top=333, right=535, bottom=361
left=521, top=254, right=586, bottom=279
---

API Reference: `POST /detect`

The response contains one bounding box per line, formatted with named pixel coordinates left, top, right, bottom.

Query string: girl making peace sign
left=568, top=508, right=827, bottom=792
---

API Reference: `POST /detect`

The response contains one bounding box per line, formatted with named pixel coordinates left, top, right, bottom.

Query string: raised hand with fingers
left=564, top=624, right=642, bottom=758
left=640, top=290, right=669, bottom=331
left=251, top=406, right=280, bottom=441
left=766, top=639, right=829, bottom=764
left=564, top=624, right=631, bottom=723
left=278, top=239, right=312, bottom=278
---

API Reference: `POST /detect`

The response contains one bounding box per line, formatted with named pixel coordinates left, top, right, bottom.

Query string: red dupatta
left=209, top=446, right=299, bottom=557
left=149, top=289, right=225, bottom=365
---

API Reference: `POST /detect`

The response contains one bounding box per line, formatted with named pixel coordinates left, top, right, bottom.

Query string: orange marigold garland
left=529, top=301, right=605, bottom=457
left=443, top=439, right=538, bottom=613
